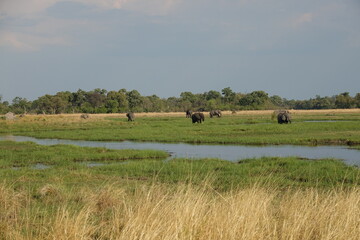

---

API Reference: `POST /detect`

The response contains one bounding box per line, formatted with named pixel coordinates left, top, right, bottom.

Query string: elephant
left=209, top=110, right=222, bottom=118
left=191, top=112, right=205, bottom=123
left=277, top=111, right=291, bottom=124
left=186, top=110, right=192, bottom=118
left=80, top=114, right=89, bottom=119
left=126, top=112, right=135, bottom=121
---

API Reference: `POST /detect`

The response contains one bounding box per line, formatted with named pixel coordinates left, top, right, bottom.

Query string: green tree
left=11, top=97, right=31, bottom=114
left=105, top=100, right=119, bottom=113
left=192, top=94, right=207, bottom=110
left=238, top=91, right=269, bottom=109
left=117, top=90, right=129, bottom=112
left=94, top=88, right=108, bottom=95
left=354, top=93, right=360, bottom=108
left=143, top=95, right=164, bottom=112
left=312, top=95, right=334, bottom=109
left=0, top=95, right=10, bottom=114
left=335, top=92, right=355, bottom=109
left=167, top=97, right=183, bottom=112
left=55, top=91, right=72, bottom=113
left=269, top=95, right=284, bottom=107
left=87, top=91, right=106, bottom=110
left=180, top=92, right=196, bottom=104
left=106, top=90, right=129, bottom=113
left=126, top=90, right=143, bottom=112
left=206, top=99, right=219, bottom=110
left=52, top=95, right=69, bottom=113
left=71, top=89, right=87, bottom=111
left=33, top=95, right=56, bottom=114
left=221, top=87, right=236, bottom=104
left=205, top=90, right=221, bottom=101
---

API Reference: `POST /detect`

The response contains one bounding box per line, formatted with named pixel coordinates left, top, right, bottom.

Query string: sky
left=1, top=0, right=360, bottom=102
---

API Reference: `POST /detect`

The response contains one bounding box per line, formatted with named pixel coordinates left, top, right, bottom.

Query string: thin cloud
left=0, top=0, right=179, bottom=17
left=0, top=0, right=123, bottom=16
left=0, top=31, right=71, bottom=51
left=0, top=0, right=58, bottom=17
left=0, top=0, right=181, bottom=51
left=124, top=0, right=181, bottom=16
left=292, top=13, right=314, bottom=28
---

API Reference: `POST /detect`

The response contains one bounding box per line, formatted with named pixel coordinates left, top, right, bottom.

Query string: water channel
left=1, top=135, right=359, bottom=167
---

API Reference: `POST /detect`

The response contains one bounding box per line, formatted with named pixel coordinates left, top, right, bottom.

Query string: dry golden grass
left=8, top=108, right=360, bottom=120
left=1, top=182, right=359, bottom=240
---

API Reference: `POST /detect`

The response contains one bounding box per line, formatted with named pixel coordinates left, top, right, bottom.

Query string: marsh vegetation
left=0, top=109, right=360, bottom=239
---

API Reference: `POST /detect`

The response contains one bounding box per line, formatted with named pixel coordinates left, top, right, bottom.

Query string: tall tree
left=238, top=91, right=269, bottom=109
left=355, top=93, right=360, bottom=108
left=221, top=87, right=236, bottom=103
left=126, top=90, right=143, bottom=112
left=87, top=91, right=105, bottom=110
left=11, top=97, right=31, bottom=114
left=180, top=92, right=196, bottom=103
left=335, top=92, right=355, bottom=108
left=205, top=90, right=221, bottom=101
left=71, top=89, right=87, bottom=110
left=0, top=95, right=10, bottom=114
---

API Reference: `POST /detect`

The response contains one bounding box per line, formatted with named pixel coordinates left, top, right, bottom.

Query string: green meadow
left=1, top=110, right=360, bottom=145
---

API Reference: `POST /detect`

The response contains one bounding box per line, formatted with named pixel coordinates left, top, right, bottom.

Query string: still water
left=1, top=135, right=359, bottom=167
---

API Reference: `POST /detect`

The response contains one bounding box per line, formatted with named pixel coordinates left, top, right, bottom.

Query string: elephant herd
left=186, top=110, right=221, bottom=123
left=125, top=110, right=292, bottom=124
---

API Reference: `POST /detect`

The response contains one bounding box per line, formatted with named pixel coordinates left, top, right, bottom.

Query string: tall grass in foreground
left=1, top=182, right=359, bottom=240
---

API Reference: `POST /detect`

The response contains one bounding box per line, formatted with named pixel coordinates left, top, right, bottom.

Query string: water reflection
left=32, top=163, right=50, bottom=170
left=1, top=135, right=359, bottom=167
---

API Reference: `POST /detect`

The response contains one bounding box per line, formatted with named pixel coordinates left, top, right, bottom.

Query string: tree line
left=1, top=88, right=359, bottom=114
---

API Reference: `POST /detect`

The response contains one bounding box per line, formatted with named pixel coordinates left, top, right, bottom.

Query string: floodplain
left=0, top=109, right=360, bottom=239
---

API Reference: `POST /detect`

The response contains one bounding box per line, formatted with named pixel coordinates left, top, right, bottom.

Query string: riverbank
left=2, top=135, right=359, bottom=166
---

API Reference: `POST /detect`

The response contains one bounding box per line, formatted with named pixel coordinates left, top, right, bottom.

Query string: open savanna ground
left=1, top=109, right=360, bottom=145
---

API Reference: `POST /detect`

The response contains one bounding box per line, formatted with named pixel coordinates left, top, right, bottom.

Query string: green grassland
left=1, top=111, right=360, bottom=145
left=0, top=141, right=168, bottom=169
left=1, top=112, right=359, bottom=239
left=1, top=111, right=359, bottom=191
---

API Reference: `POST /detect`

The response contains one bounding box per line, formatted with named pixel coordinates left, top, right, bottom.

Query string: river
left=1, top=135, right=359, bottom=167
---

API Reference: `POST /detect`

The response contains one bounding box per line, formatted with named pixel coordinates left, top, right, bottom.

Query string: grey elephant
left=277, top=111, right=291, bottom=124
left=126, top=112, right=135, bottom=121
left=186, top=110, right=192, bottom=118
left=191, top=112, right=205, bottom=123
left=209, top=110, right=222, bottom=118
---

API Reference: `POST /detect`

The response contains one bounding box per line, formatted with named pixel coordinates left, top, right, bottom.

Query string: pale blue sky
left=1, top=0, right=359, bottom=102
